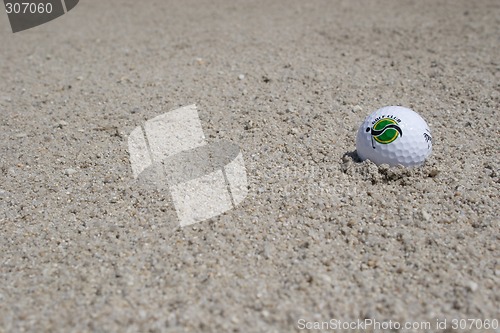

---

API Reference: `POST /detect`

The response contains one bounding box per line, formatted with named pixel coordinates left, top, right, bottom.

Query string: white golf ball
left=356, top=106, right=432, bottom=167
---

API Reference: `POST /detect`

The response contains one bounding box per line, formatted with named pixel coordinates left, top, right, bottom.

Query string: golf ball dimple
left=356, top=106, right=432, bottom=167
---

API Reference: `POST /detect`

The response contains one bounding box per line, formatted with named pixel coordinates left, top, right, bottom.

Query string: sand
left=0, top=0, right=499, bottom=332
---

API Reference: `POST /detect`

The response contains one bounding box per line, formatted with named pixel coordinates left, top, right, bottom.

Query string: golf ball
left=356, top=106, right=432, bottom=167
